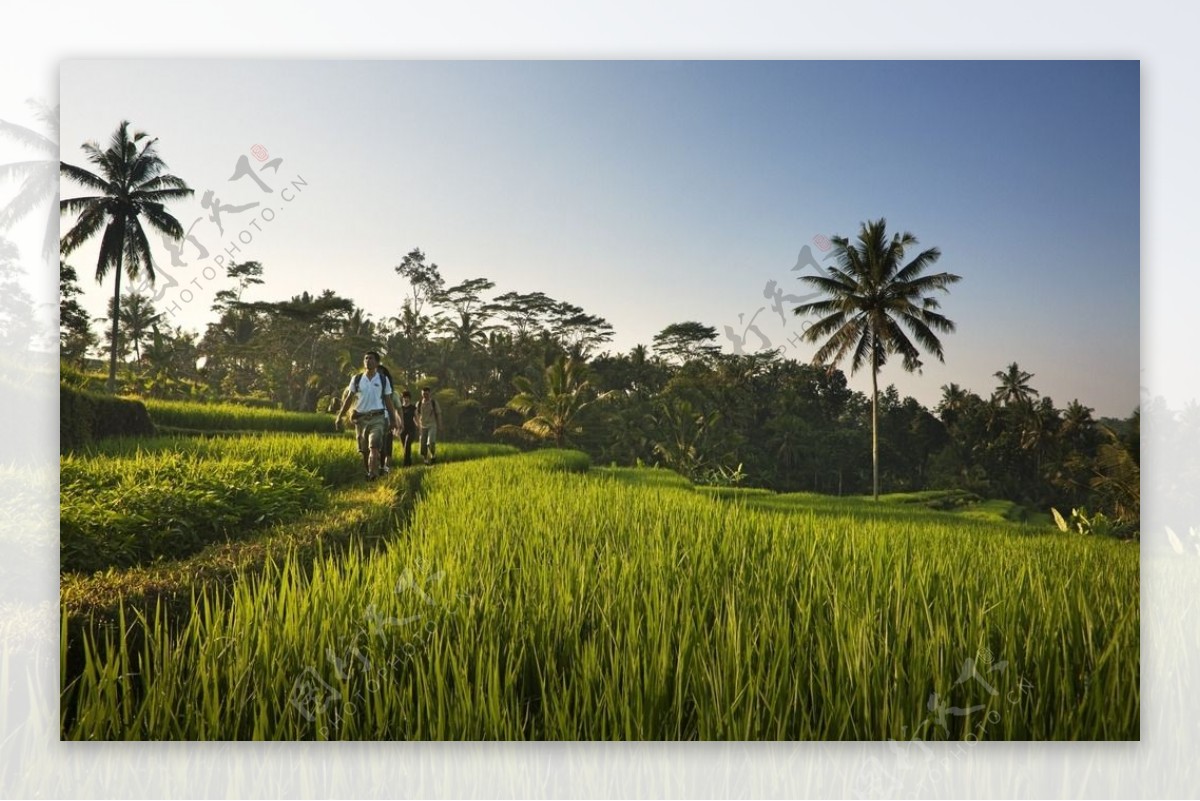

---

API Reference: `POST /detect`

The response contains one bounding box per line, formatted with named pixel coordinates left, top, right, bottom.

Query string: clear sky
left=59, top=60, right=1139, bottom=418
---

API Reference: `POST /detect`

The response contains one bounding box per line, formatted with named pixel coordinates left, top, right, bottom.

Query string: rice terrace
left=58, top=389, right=1139, bottom=740
left=55, top=60, right=1139, bottom=741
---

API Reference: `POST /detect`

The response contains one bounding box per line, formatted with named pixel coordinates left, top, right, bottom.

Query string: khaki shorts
left=354, top=411, right=387, bottom=454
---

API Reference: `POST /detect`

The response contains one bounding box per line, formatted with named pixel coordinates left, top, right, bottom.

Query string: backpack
left=352, top=366, right=394, bottom=399
left=417, top=395, right=440, bottom=423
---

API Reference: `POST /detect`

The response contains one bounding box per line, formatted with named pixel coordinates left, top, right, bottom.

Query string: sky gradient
left=59, top=60, right=1139, bottom=417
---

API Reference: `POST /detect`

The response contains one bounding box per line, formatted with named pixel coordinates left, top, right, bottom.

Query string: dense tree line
left=56, top=123, right=1136, bottom=532
left=60, top=250, right=1138, bottom=531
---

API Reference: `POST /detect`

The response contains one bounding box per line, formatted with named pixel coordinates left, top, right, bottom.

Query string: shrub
left=60, top=383, right=155, bottom=453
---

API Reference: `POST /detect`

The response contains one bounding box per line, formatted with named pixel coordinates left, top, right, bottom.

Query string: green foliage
left=879, top=488, right=981, bottom=510
left=652, top=321, right=720, bottom=363
left=60, top=383, right=155, bottom=453
left=61, top=471, right=422, bottom=622
left=60, top=452, right=326, bottom=573
left=496, top=355, right=606, bottom=448
left=794, top=217, right=960, bottom=500
left=700, top=462, right=747, bottom=488
left=62, top=451, right=1137, bottom=740
left=59, top=262, right=96, bottom=363
left=60, top=120, right=193, bottom=391
left=650, top=397, right=721, bottom=481
left=142, top=398, right=333, bottom=433
left=1051, top=506, right=1129, bottom=539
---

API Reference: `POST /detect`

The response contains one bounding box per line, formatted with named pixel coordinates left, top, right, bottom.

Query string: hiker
left=398, top=389, right=418, bottom=467
left=376, top=358, right=399, bottom=474
left=332, top=351, right=400, bottom=480
left=416, top=386, right=442, bottom=465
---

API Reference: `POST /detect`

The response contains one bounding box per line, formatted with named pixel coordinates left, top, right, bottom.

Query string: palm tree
left=652, top=397, right=720, bottom=481
left=60, top=121, right=193, bottom=391
left=936, top=382, right=970, bottom=427
left=992, top=362, right=1039, bottom=407
left=110, top=290, right=162, bottom=363
left=0, top=100, right=58, bottom=261
left=793, top=217, right=960, bottom=500
left=1092, top=426, right=1140, bottom=529
left=1060, top=399, right=1099, bottom=453
left=496, top=355, right=606, bottom=448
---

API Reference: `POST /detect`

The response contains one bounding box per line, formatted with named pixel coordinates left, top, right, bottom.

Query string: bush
left=60, top=383, right=155, bottom=453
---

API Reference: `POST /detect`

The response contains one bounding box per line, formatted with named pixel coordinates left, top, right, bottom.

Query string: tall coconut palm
left=60, top=121, right=193, bottom=391
left=793, top=217, right=960, bottom=500
left=0, top=100, right=58, bottom=261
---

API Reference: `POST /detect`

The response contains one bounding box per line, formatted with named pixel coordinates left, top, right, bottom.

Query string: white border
left=3, top=1, right=1197, bottom=797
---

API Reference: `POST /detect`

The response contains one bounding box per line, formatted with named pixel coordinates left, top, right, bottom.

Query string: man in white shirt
left=333, top=351, right=400, bottom=480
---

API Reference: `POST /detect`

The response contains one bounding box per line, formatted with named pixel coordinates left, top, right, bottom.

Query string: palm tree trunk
left=871, top=361, right=879, bottom=501
left=107, top=251, right=123, bottom=393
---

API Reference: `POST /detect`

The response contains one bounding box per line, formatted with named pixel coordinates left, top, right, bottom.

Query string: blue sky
left=60, top=60, right=1139, bottom=417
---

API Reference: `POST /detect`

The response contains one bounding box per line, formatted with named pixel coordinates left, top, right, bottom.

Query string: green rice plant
left=140, top=398, right=333, bottom=433
left=83, top=434, right=364, bottom=486
left=85, top=436, right=518, bottom=482
left=60, top=453, right=325, bottom=573
left=61, top=471, right=423, bottom=621
left=61, top=450, right=1138, bottom=741
left=59, top=439, right=519, bottom=606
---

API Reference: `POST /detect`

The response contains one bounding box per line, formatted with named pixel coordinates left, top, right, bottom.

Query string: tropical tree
left=1091, top=424, right=1140, bottom=533
left=992, top=362, right=1039, bottom=406
left=109, top=290, right=162, bottom=363
left=491, top=290, right=558, bottom=342
left=651, top=397, right=720, bottom=481
left=0, top=238, right=36, bottom=356
left=383, top=301, right=434, bottom=386
left=59, top=262, right=96, bottom=364
left=60, top=121, right=193, bottom=391
left=936, top=382, right=970, bottom=427
left=547, top=300, right=614, bottom=360
left=394, top=247, right=444, bottom=319
left=793, top=217, right=960, bottom=500
left=0, top=100, right=58, bottom=260
left=652, top=321, right=720, bottom=364
left=210, top=260, right=264, bottom=314
left=434, top=277, right=497, bottom=389
left=1061, top=400, right=1098, bottom=449
left=140, top=323, right=202, bottom=398
left=496, top=355, right=606, bottom=448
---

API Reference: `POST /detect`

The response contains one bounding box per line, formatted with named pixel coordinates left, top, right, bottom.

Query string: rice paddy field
left=59, top=417, right=1139, bottom=741
left=140, top=398, right=333, bottom=433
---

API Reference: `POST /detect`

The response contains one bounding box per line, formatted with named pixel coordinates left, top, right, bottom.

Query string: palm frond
left=0, top=117, right=56, bottom=153
left=125, top=220, right=156, bottom=285
left=59, top=205, right=108, bottom=259
left=60, top=162, right=110, bottom=194
left=138, top=202, right=186, bottom=240
left=60, top=194, right=108, bottom=217
left=95, top=216, right=126, bottom=282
